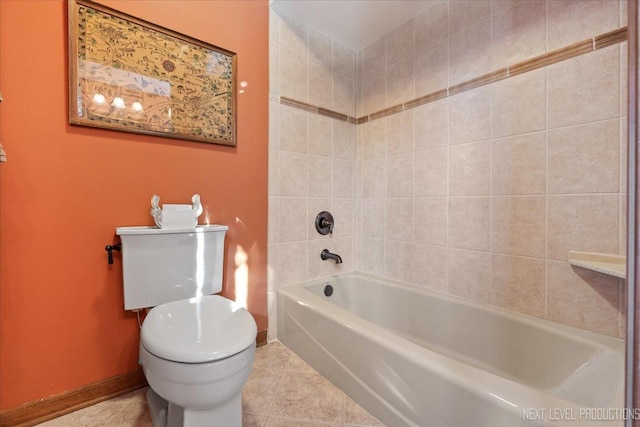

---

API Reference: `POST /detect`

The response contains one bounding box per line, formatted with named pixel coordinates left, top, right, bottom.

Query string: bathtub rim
left=284, top=271, right=624, bottom=353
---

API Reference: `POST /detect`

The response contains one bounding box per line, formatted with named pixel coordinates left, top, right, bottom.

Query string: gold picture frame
left=68, top=0, right=237, bottom=146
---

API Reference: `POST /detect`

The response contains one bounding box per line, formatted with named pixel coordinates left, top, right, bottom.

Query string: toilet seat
left=141, top=295, right=257, bottom=363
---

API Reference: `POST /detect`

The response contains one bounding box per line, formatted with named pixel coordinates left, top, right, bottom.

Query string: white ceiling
left=270, top=0, right=431, bottom=50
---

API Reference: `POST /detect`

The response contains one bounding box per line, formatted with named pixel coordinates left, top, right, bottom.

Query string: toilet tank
left=116, top=225, right=228, bottom=310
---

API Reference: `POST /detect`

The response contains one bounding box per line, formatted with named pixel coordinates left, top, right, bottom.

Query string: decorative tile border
left=280, top=26, right=628, bottom=125
left=448, top=68, right=508, bottom=95
left=508, top=39, right=593, bottom=77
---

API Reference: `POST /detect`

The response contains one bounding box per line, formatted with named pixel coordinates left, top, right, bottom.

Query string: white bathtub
left=277, top=273, right=625, bottom=427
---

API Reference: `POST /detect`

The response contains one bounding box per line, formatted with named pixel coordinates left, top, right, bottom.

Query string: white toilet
left=116, top=225, right=257, bottom=427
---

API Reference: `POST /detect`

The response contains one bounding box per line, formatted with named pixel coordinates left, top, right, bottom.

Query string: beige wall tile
left=269, top=8, right=281, bottom=47
left=333, top=237, right=355, bottom=272
left=385, top=198, right=413, bottom=242
left=621, top=42, right=628, bottom=118
left=449, top=20, right=491, bottom=86
left=333, top=81, right=355, bottom=118
left=355, top=75, right=364, bottom=117
left=268, top=196, right=279, bottom=244
left=362, top=71, right=387, bottom=115
left=280, top=106, right=308, bottom=153
left=333, top=74, right=355, bottom=117
left=621, top=193, right=627, bottom=255
left=333, top=159, right=355, bottom=198
left=267, top=289, right=277, bottom=341
left=308, top=114, right=333, bottom=157
left=491, top=0, right=546, bottom=70
left=413, top=244, right=448, bottom=292
left=333, top=121, right=355, bottom=161
left=280, top=52, right=308, bottom=102
left=384, top=240, right=413, bottom=282
left=362, top=119, right=386, bottom=160
left=449, top=197, right=491, bottom=251
left=449, top=86, right=491, bottom=145
left=548, top=119, right=619, bottom=194
left=491, top=0, right=532, bottom=16
left=269, top=149, right=280, bottom=196
left=547, top=260, right=620, bottom=336
left=362, top=198, right=385, bottom=239
left=387, top=57, right=415, bottom=107
left=279, top=151, right=308, bottom=197
left=547, top=46, right=620, bottom=129
left=491, top=68, right=545, bottom=138
left=386, top=153, right=414, bottom=198
left=492, top=132, right=546, bottom=195
left=387, top=19, right=414, bottom=66
left=362, top=237, right=385, bottom=276
left=269, top=45, right=280, bottom=95
left=414, top=2, right=449, bottom=53
left=386, top=110, right=414, bottom=156
left=621, top=0, right=628, bottom=26
left=354, top=237, right=362, bottom=271
left=308, top=156, right=333, bottom=198
left=415, top=40, right=449, bottom=97
left=308, top=29, right=332, bottom=68
left=492, top=196, right=546, bottom=258
left=547, top=194, right=619, bottom=261
left=362, top=36, right=386, bottom=79
left=363, top=158, right=386, bottom=198
left=309, top=63, right=333, bottom=108
left=415, top=98, right=449, bottom=151
left=279, top=14, right=308, bottom=59
left=414, top=197, right=448, bottom=246
left=269, top=101, right=280, bottom=149
left=333, top=198, right=355, bottom=238
left=449, top=1, right=491, bottom=35
left=621, top=116, right=628, bottom=193
left=278, top=241, right=308, bottom=287
left=279, top=197, right=307, bottom=243
left=449, top=141, right=491, bottom=196
left=448, top=248, right=492, bottom=304
left=415, top=148, right=448, bottom=197
left=268, top=0, right=627, bottom=339
left=492, top=254, right=545, bottom=317
left=333, top=40, right=355, bottom=79
left=546, top=0, right=619, bottom=51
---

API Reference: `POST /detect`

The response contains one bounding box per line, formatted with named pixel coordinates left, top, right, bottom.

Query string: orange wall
left=0, top=0, right=268, bottom=409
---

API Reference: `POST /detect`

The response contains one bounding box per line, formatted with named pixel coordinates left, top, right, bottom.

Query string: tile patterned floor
left=37, top=341, right=383, bottom=427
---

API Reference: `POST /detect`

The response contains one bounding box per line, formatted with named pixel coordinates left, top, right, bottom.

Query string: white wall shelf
left=568, top=251, right=626, bottom=279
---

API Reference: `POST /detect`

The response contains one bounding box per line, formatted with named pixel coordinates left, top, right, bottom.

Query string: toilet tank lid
left=141, top=295, right=257, bottom=363
left=116, top=224, right=228, bottom=235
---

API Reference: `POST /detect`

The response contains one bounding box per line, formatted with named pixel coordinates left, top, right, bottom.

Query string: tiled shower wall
left=356, top=0, right=628, bottom=337
left=270, top=0, right=629, bottom=340
left=268, top=10, right=358, bottom=340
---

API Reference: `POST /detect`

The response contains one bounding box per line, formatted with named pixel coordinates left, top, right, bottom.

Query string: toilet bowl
left=116, top=225, right=257, bottom=427
left=140, top=296, right=257, bottom=427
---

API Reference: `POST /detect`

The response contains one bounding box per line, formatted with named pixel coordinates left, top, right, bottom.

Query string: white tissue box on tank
left=159, top=204, right=197, bottom=229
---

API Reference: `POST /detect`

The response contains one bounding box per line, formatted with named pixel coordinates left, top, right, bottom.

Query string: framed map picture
left=68, top=0, right=237, bottom=146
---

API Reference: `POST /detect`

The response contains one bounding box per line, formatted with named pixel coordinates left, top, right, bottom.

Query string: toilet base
left=147, top=388, right=168, bottom=427
left=146, top=387, right=242, bottom=427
